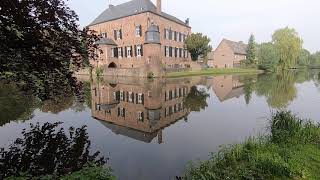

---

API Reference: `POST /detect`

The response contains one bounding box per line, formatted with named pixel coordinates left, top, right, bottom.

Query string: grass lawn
left=165, top=68, right=264, bottom=78
left=185, top=111, right=320, bottom=180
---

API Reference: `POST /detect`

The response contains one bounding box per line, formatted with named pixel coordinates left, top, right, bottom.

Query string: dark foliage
left=184, top=86, right=210, bottom=112
left=0, top=122, right=106, bottom=179
left=0, top=0, right=99, bottom=101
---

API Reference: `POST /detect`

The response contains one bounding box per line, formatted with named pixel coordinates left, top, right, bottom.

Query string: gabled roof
left=89, top=0, right=189, bottom=27
left=222, top=39, right=248, bottom=55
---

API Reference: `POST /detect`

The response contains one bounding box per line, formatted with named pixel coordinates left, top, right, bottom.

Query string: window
left=169, top=29, right=172, bottom=40
left=137, top=111, right=144, bottom=121
left=165, top=29, right=169, bottom=39
left=135, top=25, right=142, bottom=37
left=173, top=31, right=177, bottom=41
left=101, top=32, right=107, bottom=38
left=114, top=29, right=122, bottom=40
left=175, top=48, right=178, bottom=58
left=120, top=91, right=124, bottom=101
left=169, top=47, right=172, bottom=57
left=129, top=92, right=133, bottom=102
left=118, top=47, right=122, bottom=58
left=137, top=45, right=142, bottom=56
left=138, top=93, right=143, bottom=104
left=111, top=48, right=115, bottom=57
left=165, top=46, right=169, bottom=57
left=127, top=46, right=132, bottom=58
left=178, top=33, right=181, bottom=42
left=118, top=108, right=125, bottom=117
left=113, top=92, right=116, bottom=101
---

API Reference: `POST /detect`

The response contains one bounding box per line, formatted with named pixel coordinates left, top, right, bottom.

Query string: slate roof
left=89, top=0, right=188, bottom=27
left=223, top=39, right=248, bottom=55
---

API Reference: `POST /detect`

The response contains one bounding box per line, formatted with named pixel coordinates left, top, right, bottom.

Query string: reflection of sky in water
left=0, top=72, right=319, bottom=180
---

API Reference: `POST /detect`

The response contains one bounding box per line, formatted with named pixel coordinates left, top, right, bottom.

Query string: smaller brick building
left=208, top=39, right=248, bottom=68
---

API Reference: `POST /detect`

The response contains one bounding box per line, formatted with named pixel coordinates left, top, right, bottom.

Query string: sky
left=66, top=0, right=319, bottom=52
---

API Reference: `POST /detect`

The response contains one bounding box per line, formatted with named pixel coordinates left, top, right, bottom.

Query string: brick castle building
left=88, top=0, right=200, bottom=77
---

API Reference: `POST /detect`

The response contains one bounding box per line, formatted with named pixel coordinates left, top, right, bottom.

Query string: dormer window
left=114, top=29, right=122, bottom=40
left=135, top=25, right=142, bottom=37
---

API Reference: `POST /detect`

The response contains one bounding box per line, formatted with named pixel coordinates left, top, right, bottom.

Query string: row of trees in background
left=246, top=27, right=320, bottom=71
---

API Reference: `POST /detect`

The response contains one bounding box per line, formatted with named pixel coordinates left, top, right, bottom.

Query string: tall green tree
left=257, top=43, right=280, bottom=71
left=272, top=27, right=303, bottom=70
left=246, top=34, right=256, bottom=64
left=185, top=33, right=212, bottom=61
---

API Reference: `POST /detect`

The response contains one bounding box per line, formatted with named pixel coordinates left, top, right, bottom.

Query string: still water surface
left=0, top=70, right=319, bottom=179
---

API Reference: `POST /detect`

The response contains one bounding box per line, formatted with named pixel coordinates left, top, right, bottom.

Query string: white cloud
left=66, top=0, right=320, bottom=52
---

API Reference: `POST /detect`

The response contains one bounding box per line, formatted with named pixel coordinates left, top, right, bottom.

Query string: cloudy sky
left=66, top=0, right=319, bottom=52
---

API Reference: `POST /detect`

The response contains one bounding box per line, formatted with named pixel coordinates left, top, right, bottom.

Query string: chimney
left=157, top=0, right=161, bottom=13
left=185, top=18, right=190, bottom=26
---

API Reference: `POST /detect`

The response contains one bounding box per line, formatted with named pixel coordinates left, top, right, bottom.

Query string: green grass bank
left=166, top=68, right=264, bottom=78
left=185, top=111, right=320, bottom=180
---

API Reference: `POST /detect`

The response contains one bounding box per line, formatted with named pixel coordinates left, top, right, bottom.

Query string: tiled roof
left=89, top=0, right=188, bottom=27
left=223, top=39, right=248, bottom=55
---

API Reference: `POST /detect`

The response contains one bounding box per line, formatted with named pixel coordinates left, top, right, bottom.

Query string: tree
left=246, top=34, right=256, bottom=64
left=257, top=43, right=280, bottom=71
left=0, top=0, right=99, bottom=100
left=297, top=49, right=311, bottom=67
left=184, top=86, right=210, bottom=112
left=272, top=27, right=303, bottom=70
left=309, top=51, right=320, bottom=68
left=0, top=122, right=107, bottom=179
left=0, top=82, right=40, bottom=126
left=185, top=33, right=212, bottom=61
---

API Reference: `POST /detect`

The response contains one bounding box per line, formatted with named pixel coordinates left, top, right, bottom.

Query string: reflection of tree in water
left=0, top=82, right=40, bottom=126
left=240, top=75, right=257, bottom=105
left=184, top=86, right=210, bottom=112
left=0, top=122, right=106, bottom=179
left=255, top=72, right=297, bottom=109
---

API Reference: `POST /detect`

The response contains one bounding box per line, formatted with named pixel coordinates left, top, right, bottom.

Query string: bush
left=185, top=111, right=320, bottom=179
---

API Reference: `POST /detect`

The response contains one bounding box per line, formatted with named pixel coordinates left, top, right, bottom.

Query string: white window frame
left=127, top=46, right=132, bottom=58
left=118, top=47, right=122, bottom=58
left=116, top=30, right=121, bottom=40
left=111, top=48, right=115, bottom=58
left=165, top=29, right=170, bottom=40
left=165, top=46, right=169, bottom=57
left=137, top=45, right=142, bottom=57
left=135, top=26, right=141, bottom=37
left=113, top=92, right=116, bottom=101
left=120, top=108, right=125, bottom=117
left=120, top=91, right=124, bottom=101
left=138, top=93, right=143, bottom=104
left=137, top=111, right=143, bottom=121
left=128, top=92, right=133, bottom=102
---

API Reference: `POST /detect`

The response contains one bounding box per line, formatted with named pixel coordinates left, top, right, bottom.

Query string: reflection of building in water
left=91, top=78, right=198, bottom=143
left=211, top=75, right=245, bottom=102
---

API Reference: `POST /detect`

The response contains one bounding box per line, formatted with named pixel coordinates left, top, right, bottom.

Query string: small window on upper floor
left=101, top=32, right=107, bottom=38
left=135, top=25, right=142, bottom=37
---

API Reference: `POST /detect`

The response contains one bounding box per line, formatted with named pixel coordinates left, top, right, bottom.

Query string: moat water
left=1, top=70, right=319, bottom=180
